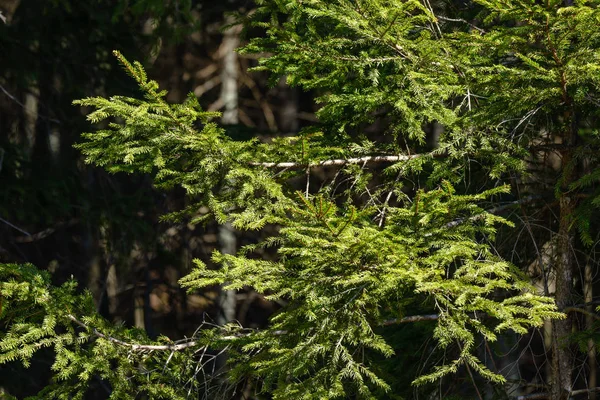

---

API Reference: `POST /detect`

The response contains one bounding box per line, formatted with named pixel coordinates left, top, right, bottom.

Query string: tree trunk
left=0, top=0, right=21, bottom=23
left=278, top=77, right=299, bottom=133
left=585, top=259, right=597, bottom=400
left=23, top=88, right=38, bottom=158
left=216, top=8, right=239, bottom=327
left=550, top=98, right=578, bottom=398
left=551, top=195, right=573, bottom=400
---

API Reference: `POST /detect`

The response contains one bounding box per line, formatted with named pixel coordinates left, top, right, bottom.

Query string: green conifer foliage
left=0, top=264, right=217, bottom=399
left=5, top=0, right=600, bottom=397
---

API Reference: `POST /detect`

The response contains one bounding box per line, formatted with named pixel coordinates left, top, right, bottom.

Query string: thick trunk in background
left=23, top=88, right=38, bottom=158
left=217, top=224, right=236, bottom=324
left=550, top=100, right=578, bottom=398
left=85, top=218, right=105, bottom=311
left=219, top=22, right=239, bottom=128
left=278, top=77, right=299, bottom=133
left=0, top=0, right=21, bottom=23
left=551, top=195, right=573, bottom=400
left=217, top=11, right=239, bottom=327
left=134, top=292, right=145, bottom=330
left=213, top=14, right=240, bottom=391
left=585, top=259, right=596, bottom=400
left=106, top=263, right=119, bottom=317
left=87, top=253, right=104, bottom=309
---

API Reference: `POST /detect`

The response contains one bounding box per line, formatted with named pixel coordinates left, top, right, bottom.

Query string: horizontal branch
left=251, top=137, right=570, bottom=171
left=251, top=140, right=572, bottom=171
left=251, top=154, right=422, bottom=169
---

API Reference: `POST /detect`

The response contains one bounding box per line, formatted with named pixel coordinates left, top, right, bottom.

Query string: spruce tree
left=2, top=0, right=600, bottom=399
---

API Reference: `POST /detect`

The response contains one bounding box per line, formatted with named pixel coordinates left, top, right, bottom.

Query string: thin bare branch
left=436, top=15, right=485, bottom=34
left=251, top=154, right=421, bottom=169
left=14, top=218, right=78, bottom=243
left=0, top=83, right=61, bottom=124
left=0, top=216, right=31, bottom=236
left=381, top=314, right=439, bottom=325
